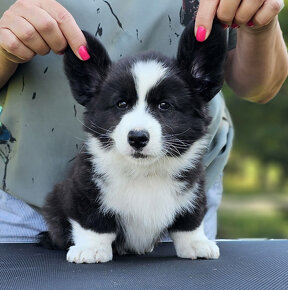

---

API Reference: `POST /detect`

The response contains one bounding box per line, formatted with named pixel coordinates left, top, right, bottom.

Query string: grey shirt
left=0, top=0, right=235, bottom=209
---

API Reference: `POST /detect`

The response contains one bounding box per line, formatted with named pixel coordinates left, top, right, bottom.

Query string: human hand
left=195, top=0, right=285, bottom=42
left=0, top=0, right=90, bottom=64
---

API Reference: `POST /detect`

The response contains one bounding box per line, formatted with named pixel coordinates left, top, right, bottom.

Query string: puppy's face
left=85, top=57, right=210, bottom=164
left=64, top=21, right=227, bottom=164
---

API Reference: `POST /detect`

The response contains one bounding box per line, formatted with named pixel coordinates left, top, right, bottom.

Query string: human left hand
left=195, top=0, right=285, bottom=42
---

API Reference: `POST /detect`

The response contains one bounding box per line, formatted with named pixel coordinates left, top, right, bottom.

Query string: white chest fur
left=87, top=136, right=204, bottom=254
left=101, top=169, right=197, bottom=253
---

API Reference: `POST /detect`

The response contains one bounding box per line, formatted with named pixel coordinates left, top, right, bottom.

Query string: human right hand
left=0, top=0, right=90, bottom=64
left=195, top=0, right=284, bottom=42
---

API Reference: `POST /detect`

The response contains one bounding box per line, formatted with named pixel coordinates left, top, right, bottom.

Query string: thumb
left=195, top=0, right=219, bottom=42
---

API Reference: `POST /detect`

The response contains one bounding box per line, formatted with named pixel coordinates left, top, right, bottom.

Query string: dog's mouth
left=125, top=150, right=161, bottom=165
left=131, top=152, right=149, bottom=159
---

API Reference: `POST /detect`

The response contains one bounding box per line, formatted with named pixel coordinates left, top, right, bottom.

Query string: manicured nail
left=247, top=21, right=254, bottom=27
left=221, top=24, right=229, bottom=30
left=78, top=45, right=90, bottom=61
left=196, top=26, right=206, bottom=42
left=231, top=23, right=240, bottom=29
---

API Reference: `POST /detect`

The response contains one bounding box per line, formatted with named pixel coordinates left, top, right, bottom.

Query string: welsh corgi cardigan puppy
left=40, top=20, right=227, bottom=263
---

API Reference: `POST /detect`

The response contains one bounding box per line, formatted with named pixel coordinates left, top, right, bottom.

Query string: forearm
left=225, top=17, right=288, bottom=103
left=0, top=52, right=18, bottom=89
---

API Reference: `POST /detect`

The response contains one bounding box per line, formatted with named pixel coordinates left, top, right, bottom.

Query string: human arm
left=0, top=0, right=90, bottom=89
left=195, top=0, right=288, bottom=103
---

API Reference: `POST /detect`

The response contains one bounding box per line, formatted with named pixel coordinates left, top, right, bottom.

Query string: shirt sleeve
left=0, top=1, right=12, bottom=16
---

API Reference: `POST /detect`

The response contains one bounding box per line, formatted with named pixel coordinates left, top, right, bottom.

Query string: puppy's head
left=64, top=20, right=227, bottom=164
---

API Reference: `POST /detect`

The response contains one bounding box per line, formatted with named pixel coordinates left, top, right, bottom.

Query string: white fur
left=86, top=134, right=208, bottom=254
left=67, top=219, right=116, bottom=263
left=131, top=60, right=168, bottom=102
left=170, top=222, right=220, bottom=259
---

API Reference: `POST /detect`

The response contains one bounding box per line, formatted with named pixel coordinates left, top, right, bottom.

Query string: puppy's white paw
left=66, top=245, right=113, bottom=264
left=175, top=239, right=220, bottom=260
left=170, top=223, right=220, bottom=260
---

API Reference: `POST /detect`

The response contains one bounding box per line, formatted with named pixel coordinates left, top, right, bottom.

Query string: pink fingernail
left=247, top=21, right=254, bottom=27
left=196, top=26, right=206, bottom=42
left=78, top=46, right=90, bottom=61
left=231, top=23, right=240, bottom=29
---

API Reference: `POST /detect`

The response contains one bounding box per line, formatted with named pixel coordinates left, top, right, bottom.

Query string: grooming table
left=0, top=240, right=287, bottom=290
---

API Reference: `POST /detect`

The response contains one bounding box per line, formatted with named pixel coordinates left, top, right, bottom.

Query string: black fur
left=39, top=20, right=227, bottom=256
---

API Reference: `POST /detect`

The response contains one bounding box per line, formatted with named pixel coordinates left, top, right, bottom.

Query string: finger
left=195, top=0, right=220, bottom=42
left=217, top=0, right=242, bottom=25
left=0, top=28, right=35, bottom=63
left=235, top=0, right=265, bottom=26
left=252, top=0, right=284, bottom=27
left=40, top=0, right=89, bottom=60
left=12, top=1, right=67, bottom=54
left=2, top=12, right=50, bottom=56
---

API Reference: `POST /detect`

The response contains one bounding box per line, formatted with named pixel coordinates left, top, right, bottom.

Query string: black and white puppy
left=40, top=20, right=227, bottom=263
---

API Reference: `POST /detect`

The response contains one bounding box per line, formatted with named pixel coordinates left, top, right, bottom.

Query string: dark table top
left=0, top=240, right=287, bottom=290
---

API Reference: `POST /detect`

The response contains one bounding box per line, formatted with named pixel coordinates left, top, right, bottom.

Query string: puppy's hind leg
left=40, top=185, right=71, bottom=250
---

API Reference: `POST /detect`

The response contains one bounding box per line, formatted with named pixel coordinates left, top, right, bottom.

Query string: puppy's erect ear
left=177, top=20, right=227, bottom=102
left=64, top=31, right=111, bottom=106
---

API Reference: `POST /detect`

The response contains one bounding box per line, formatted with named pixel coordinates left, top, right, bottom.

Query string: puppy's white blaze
left=131, top=60, right=168, bottom=103
left=170, top=222, right=220, bottom=260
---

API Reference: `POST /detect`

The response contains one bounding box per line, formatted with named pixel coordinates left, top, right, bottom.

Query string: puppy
left=40, top=20, right=227, bottom=263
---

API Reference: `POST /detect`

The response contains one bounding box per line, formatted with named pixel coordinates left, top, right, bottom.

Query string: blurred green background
left=218, top=2, right=288, bottom=239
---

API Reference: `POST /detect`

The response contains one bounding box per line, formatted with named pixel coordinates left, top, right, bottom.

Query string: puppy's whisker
left=164, top=127, right=192, bottom=137
left=76, top=117, right=111, bottom=136
left=164, top=136, right=194, bottom=145
left=162, top=143, right=183, bottom=157
left=163, top=140, right=191, bottom=150
left=73, top=136, right=87, bottom=142
left=89, top=121, right=114, bottom=134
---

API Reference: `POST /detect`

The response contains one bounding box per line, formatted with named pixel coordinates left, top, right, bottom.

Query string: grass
left=217, top=194, right=288, bottom=239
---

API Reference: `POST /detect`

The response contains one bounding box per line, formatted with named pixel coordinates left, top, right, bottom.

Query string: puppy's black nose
left=128, top=130, right=150, bottom=150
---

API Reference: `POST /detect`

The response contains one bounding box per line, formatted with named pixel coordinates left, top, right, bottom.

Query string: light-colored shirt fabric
left=0, top=0, right=235, bottom=242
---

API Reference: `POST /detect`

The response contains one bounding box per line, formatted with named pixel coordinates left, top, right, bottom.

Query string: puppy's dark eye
left=117, top=100, right=128, bottom=109
left=158, top=102, right=171, bottom=111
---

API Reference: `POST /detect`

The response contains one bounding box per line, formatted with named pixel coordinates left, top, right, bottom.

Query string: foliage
left=218, top=210, right=288, bottom=239
left=223, top=5, right=288, bottom=191
left=218, top=194, right=288, bottom=239
left=219, top=4, right=288, bottom=238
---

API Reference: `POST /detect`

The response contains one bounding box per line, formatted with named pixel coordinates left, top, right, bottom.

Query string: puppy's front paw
left=175, top=239, right=220, bottom=260
left=170, top=224, right=220, bottom=260
left=66, top=245, right=113, bottom=263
